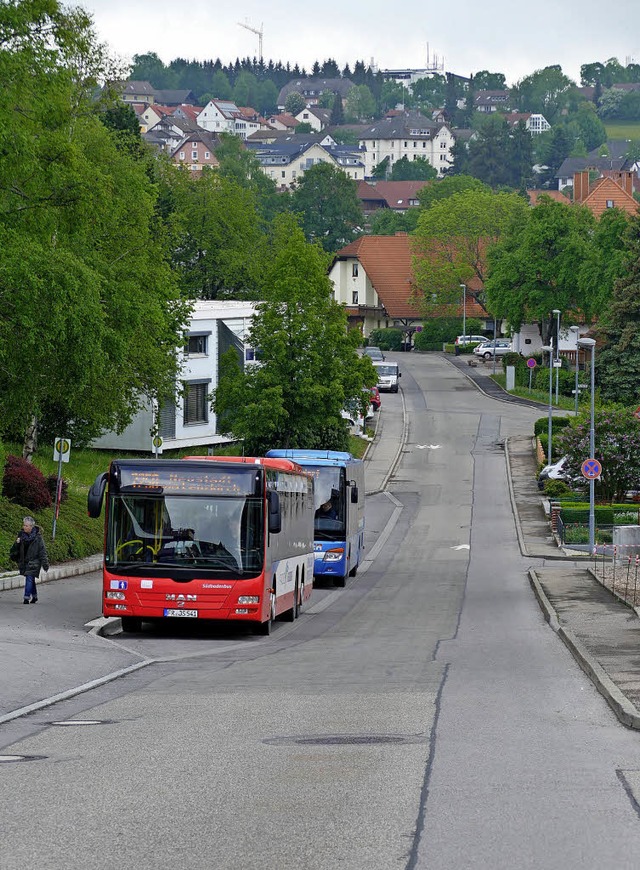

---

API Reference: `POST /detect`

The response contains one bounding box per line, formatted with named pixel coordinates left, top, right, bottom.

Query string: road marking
left=451, top=544, right=470, bottom=550
left=416, top=444, right=441, bottom=450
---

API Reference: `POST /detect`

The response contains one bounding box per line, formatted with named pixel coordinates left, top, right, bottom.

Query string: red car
left=369, top=386, right=381, bottom=411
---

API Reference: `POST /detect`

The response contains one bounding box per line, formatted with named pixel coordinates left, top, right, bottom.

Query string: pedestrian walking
left=9, top=516, right=49, bottom=604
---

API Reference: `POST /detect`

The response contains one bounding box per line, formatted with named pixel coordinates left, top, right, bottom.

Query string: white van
left=374, top=361, right=401, bottom=393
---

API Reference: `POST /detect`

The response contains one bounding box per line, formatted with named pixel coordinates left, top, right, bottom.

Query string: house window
left=185, top=333, right=209, bottom=356
left=281, top=170, right=286, bottom=178
left=204, top=151, right=210, bottom=159
left=192, top=150, right=198, bottom=159
left=179, top=152, right=185, bottom=160
left=192, top=142, right=197, bottom=147
left=183, top=381, right=210, bottom=425
left=606, top=199, right=615, bottom=208
left=352, top=291, right=359, bottom=304
left=352, top=263, right=359, bottom=277
left=404, top=141, right=408, bottom=147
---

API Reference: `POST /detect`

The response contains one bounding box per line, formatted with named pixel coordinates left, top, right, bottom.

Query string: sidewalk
left=453, top=351, right=640, bottom=730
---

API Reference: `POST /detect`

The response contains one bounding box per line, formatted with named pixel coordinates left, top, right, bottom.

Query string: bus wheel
left=121, top=616, right=142, bottom=633
left=335, top=574, right=346, bottom=588
left=349, top=562, right=358, bottom=577
left=256, top=592, right=276, bottom=635
left=285, top=583, right=299, bottom=622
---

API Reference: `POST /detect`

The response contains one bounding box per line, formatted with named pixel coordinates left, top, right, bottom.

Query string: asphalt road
left=3, top=354, right=640, bottom=870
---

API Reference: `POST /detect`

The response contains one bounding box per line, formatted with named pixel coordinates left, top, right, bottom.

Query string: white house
left=251, top=140, right=364, bottom=188
left=358, top=112, right=455, bottom=178
left=91, top=301, right=257, bottom=453
left=197, top=100, right=240, bottom=134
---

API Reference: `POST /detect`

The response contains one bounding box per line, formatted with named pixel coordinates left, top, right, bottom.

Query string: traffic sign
left=581, top=458, right=602, bottom=479
left=526, top=358, right=537, bottom=369
left=53, top=438, right=71, bottom=463
left=151, top=435, right=163, bottom=455
left=553, top=360, right=563, bottom=368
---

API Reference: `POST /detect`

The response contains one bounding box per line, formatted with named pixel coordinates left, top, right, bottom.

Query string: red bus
left=87, top=457, right=315, bottom=635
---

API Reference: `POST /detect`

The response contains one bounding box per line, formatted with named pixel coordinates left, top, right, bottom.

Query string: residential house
left=197, top=99, right=240, bottom=134
left=170, top=132, right=221, bottom=173
left=247, top=138, right=364, bottom=188
left=358, top=112, right=455, bottom=178
left=267, top=112, right=298, bottom=131
left=572, top=169, right=638, bottom=217
left=474, top=90, right=511, bottom=113
left=143, top=115, right=202, bottom=154
left=295, top=106, right=332, bottom=131
left=503, top=112, right=551, bottom=134
left=277, top=78, right=354, bottom=110
left=356, top=180, right=430, bottom=215
left=117, top=80, right=156, bottom=104
left=91, top=302, right=256, bottom=453
left=555, top=140, right=637, bottom=189
left=154, top=89, right=197, bottom=106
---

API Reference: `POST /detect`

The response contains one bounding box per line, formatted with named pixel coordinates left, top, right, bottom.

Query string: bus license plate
left=164, top=608, right=198, bottom=618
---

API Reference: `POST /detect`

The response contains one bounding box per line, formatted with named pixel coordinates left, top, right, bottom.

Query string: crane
left=237, top=20, right=263, bottom=62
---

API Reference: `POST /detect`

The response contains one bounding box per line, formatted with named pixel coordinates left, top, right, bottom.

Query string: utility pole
left=237, top=20, right=263, bottom=62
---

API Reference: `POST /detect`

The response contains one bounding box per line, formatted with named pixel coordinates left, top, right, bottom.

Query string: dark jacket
left=9, top=526, right=49, bottom=575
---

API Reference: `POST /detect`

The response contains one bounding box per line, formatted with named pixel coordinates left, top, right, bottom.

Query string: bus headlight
left=238, top=596, right=260, bottom=604
left=323, top=548, right=344, bottom=562
left=106, top=591, right=126, bottom=600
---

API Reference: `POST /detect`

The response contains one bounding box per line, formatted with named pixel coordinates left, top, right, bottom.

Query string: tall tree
left=412, top=189, right=528, bottom=316
left=290, top=163, right=364, bottom=252
left=595, top=216, right=640, bottom=405
left=344, top=84, right=376, bottom=122
left=473, top=71, right=507, bottom=91
left=485, top=198, right=597, bottom=338
left=389, top=157, right=437, bottom=181
left=512, top=65, right=576, bottom=125
left=213, top=215, right=375, bottom=453
left=330, top=91, right=344, bottom=125
left=0, top=0, right=188, bottom=453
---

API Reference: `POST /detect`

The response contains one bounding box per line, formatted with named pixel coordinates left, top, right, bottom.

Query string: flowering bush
left=2, top=455, right=52, bottom=511
left=557, top=406, right=640, bottom=502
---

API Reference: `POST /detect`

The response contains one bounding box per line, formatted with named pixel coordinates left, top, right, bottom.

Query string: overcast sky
left=81, top=0, right=639, bottom=87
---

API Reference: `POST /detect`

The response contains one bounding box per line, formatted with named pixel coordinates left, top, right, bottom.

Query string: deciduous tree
left=290, top=163, right=364, bottom=252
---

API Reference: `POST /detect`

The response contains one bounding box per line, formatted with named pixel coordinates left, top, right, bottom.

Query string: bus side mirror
left=87, top=472, right=108, bottom=518
left=267, top=490, right=281, bottom=534
left=351, top=485, right=359, bottom=503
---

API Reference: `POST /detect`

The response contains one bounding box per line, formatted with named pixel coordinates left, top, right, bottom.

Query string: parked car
left=455, top=334, right=486, bottom=346
left=363, top=346, right=385, bottom=361
left=473, top=339, right=513, bottom=360
left=373, top=361, right=401, bottom=393
left=369, top=386, right=381, bottom=411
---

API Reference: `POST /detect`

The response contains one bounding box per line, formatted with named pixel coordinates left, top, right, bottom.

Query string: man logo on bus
left=166, top=594, right=197, bottom=607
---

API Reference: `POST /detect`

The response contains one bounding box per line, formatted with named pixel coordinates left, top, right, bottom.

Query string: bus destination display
left=118, top=466, right=259, bottom=496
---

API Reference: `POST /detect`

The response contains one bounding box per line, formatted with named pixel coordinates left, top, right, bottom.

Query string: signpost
left=526, top=357, right=536, bottom=392
left=152, top=435, right=163, bottom=457
left=52, top=437, right=71, bottom=540
left=581, top=458, right=602, bottom=480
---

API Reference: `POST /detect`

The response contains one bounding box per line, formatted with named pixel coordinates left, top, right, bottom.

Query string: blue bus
left=266, top=450, right=365, bottom=587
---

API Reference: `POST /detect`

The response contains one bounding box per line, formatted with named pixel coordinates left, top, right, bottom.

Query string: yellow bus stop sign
left=53, top=438, right=71, bottom=463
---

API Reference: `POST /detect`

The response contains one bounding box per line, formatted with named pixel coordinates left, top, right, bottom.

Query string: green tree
left=167, top=166, right=267, bottom=299
left=211, top=69, right=232, bottom=100
left=330, top=91, right=344, bottom=125
left=473, top=71, right=507, bottom=91
left=256, top=79, right=278, bottom=114
left=417, top=175, right=489, bottom=209
left=295, top=122, right=313, bottom=133
left=389, top=157, right=438, bottom=181
left=512, top=65, right=576, bottom=124
left=0, top=0, right=188, bottom=454
left=596, top=217, right=640, bottom=405
left=411, top=75, right=446, bottom=110
left=412, top=189, right=529, bottom=317
left=344, top=84, right=376, bottom=122
left=369, top=209, right=419, bottom=234
left=213, top=132, right=283, bottom=221
left=485, top=198, right=597, bottom=338
left=213, top=215, right=376, bottom=453
left=285, top=91, right=306, bottom=115
left=290, top=163, right=364, bottom=252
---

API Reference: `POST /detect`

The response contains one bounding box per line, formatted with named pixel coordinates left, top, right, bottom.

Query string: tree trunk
left=22, top=416, right=38, bottom=462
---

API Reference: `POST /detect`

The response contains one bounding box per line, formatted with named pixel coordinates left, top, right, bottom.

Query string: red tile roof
left=334, top=234, right=420, bottom=318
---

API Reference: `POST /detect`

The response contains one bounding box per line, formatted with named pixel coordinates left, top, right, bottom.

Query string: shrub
left=413, top=332, right=442, bottom=351
left=543, top=479, right=571, bottom=497
left=368, top=328, right=403, bottom=351
left=534, top=416, right=571, bottom=437
left=2, top=455, right=52, bottom=511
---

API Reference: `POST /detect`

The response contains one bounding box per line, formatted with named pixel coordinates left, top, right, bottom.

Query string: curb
left=0, top=554, right=102, bottom=593
left=528, top=568, right=640, bottom=730
left=365, top=386, right=408, bottom=497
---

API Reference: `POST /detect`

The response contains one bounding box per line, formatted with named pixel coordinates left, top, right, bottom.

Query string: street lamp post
left=552, top=308, right=561, bottom=405
left=578, top=337, right=596, bottom=553
left=460, top=284, right=467, bottom=345
left=569, top=325, right=580, bottom=416
left=541, top=343, right=554, bottom=466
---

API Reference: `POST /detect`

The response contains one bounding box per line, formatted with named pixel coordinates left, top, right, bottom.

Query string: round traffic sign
left=55, top=438, right=70, bottom=454
left=581, top=458, right=602, bottom=479
left=152, top=436, right=163, bottom=448
left=526, top=358, right=537, bottom=368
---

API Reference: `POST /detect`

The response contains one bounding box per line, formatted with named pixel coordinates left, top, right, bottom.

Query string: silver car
left=473, top=339, right=513, bottom=360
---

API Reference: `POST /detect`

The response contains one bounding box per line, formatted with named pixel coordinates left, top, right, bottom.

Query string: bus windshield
left=311, top=467, right=346, bottom=539
left=107, top=495, right=264, bottom=576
